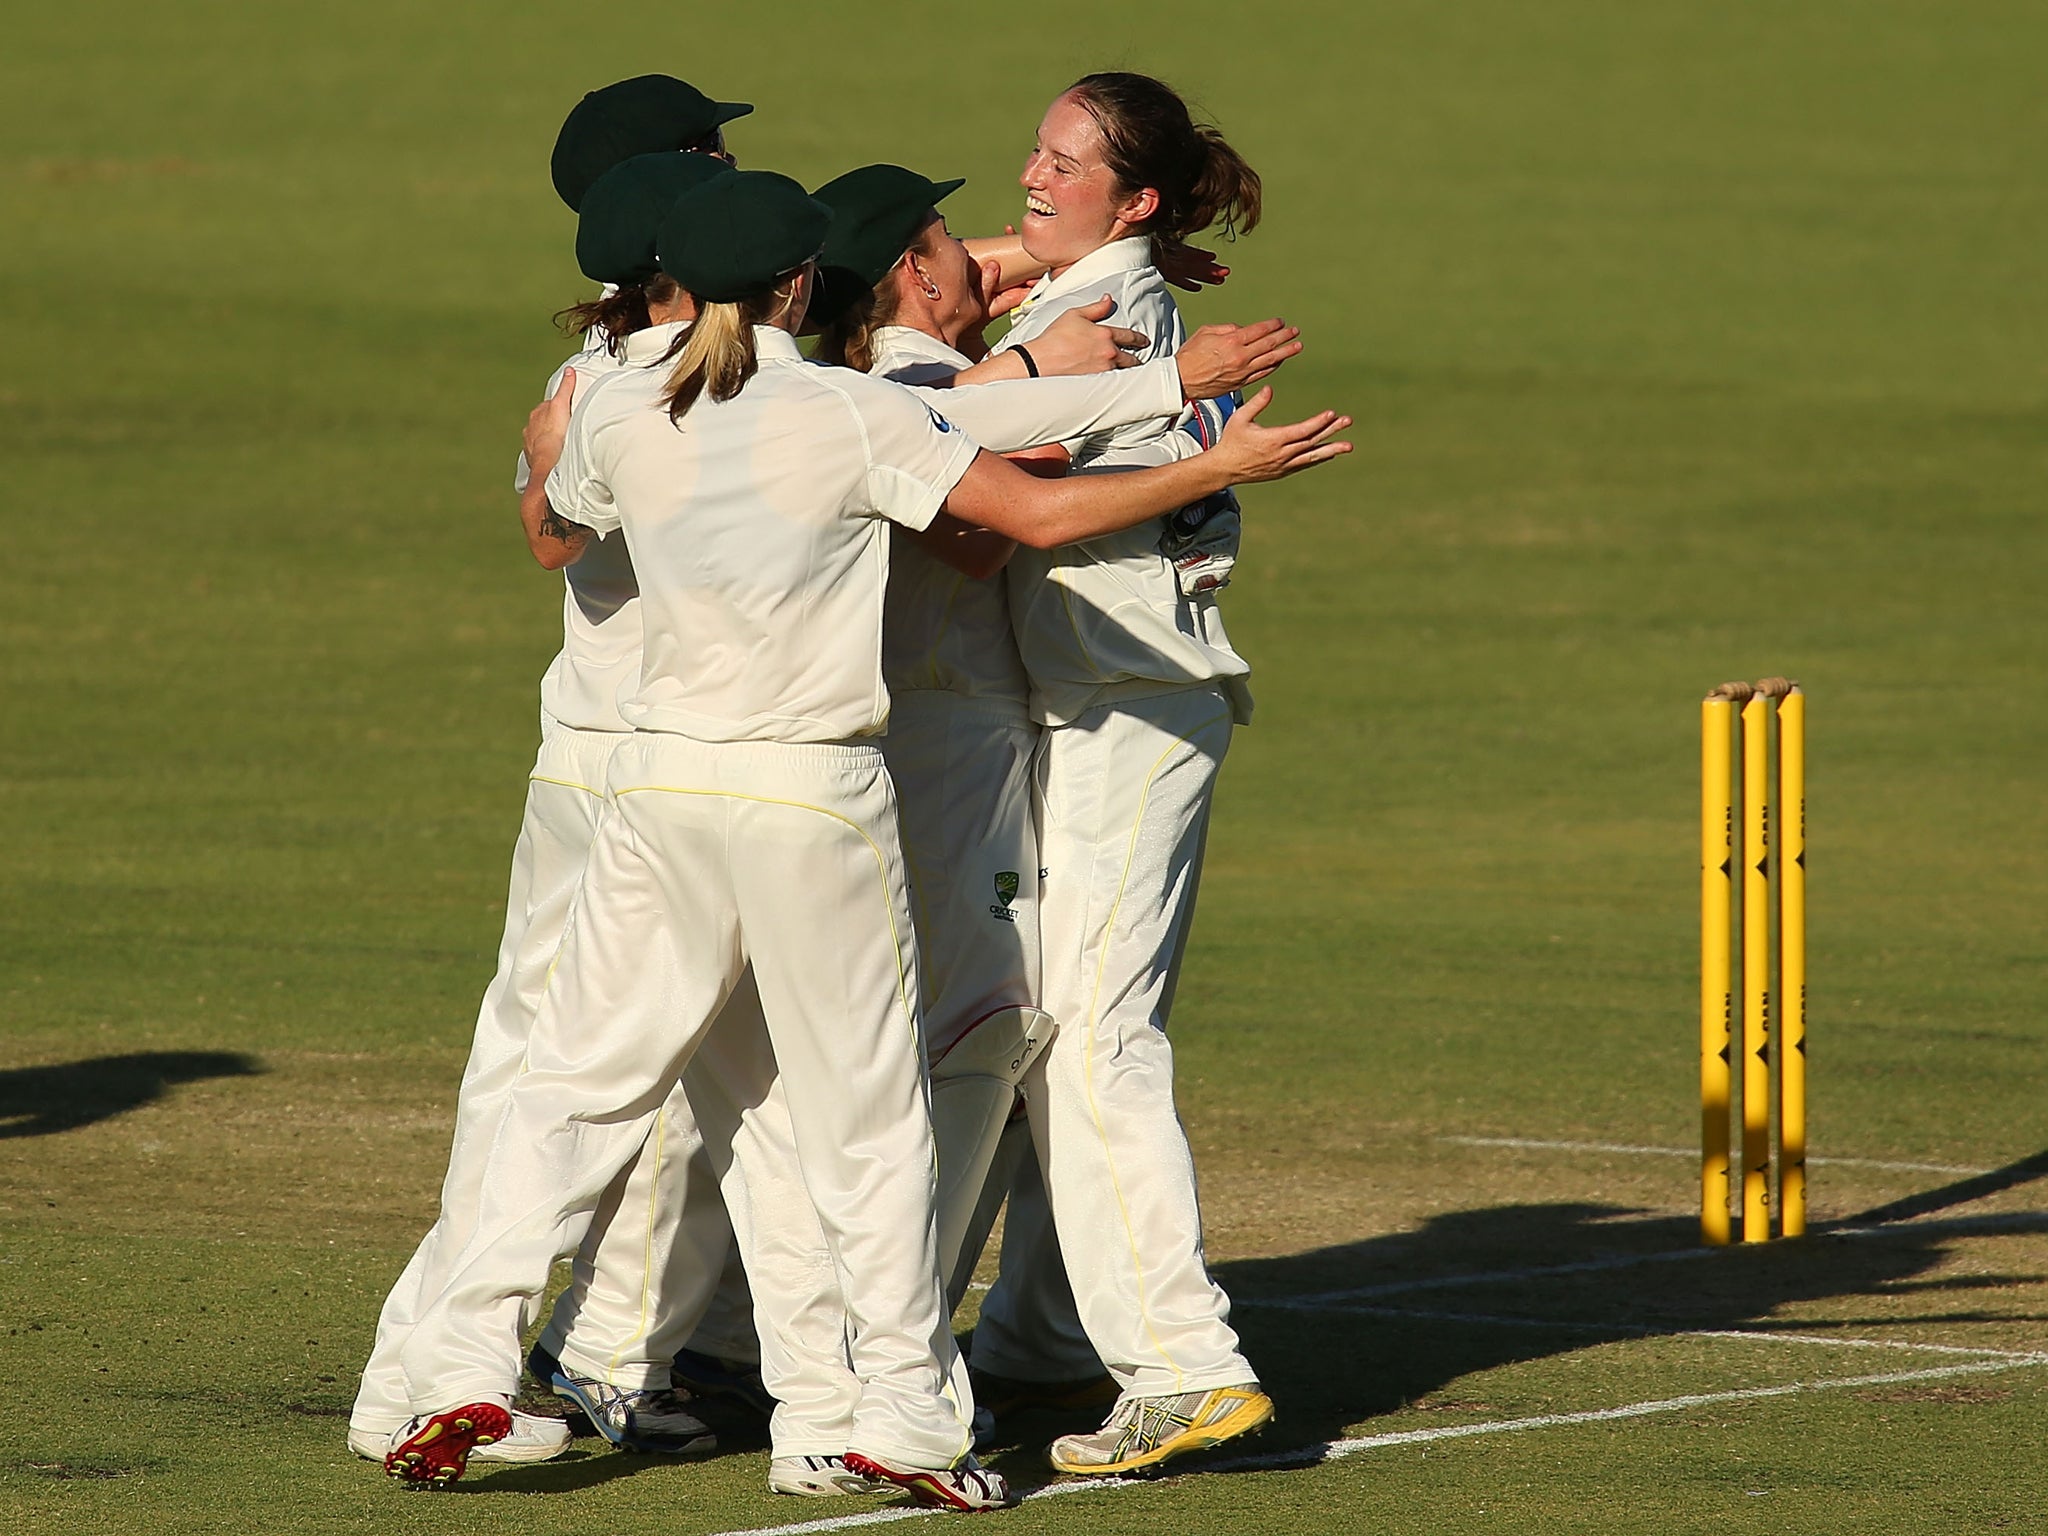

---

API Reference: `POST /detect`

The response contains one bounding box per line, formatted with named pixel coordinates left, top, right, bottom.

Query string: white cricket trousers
left=881, top=691, right=1041, bottom=1062
left=352, top=725, right=735, bottom=1429
left=397, top=731, right=972, bottom=1469
left=977, top=684, right=1253, bottom=1399
left=650, top=692, right=1037, bottom=1453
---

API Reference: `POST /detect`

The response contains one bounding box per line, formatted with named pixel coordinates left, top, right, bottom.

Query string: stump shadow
left=1206, top=1149, right=2048, bottom=1461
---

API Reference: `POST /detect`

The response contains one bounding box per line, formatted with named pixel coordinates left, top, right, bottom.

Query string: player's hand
left=1028, top=296, right=1147, bottom=375
left=1209, top=387, right=1351, bottom=483
left=523, top=367, right=576, bottom=477
left=1176, top=319, right=1302, bottom=400
left=1157, top=240, right=1229, bottom=292
left=979, top=257, right=1034, bottom=322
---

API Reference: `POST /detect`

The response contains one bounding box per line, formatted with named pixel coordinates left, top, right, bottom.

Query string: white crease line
left=1439, top=1136, right=1986, bottom=1176
left=1256, top=1212, right=2048, bottom=1309
left=698, top=1356, right=2048, bottom=1536
left=1693, top=1329, right=2041, bottom=1359
left=1206, top=1356, right=2048, bottom=1472
left=1262, top=1302, right=2044, bottom=1360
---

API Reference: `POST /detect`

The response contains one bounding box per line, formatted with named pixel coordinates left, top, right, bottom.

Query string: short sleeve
left=544, top=383, right=621, bottom=538
left=512, top=360, right=575, bottom=494
left=853, top=376, right=982, bottom=533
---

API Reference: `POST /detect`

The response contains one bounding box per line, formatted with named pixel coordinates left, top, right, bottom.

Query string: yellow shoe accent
left=1048, top=1385, right=1274, bottom=1477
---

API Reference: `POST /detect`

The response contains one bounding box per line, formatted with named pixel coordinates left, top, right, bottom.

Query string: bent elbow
left=965, top=552, right=1009, bottom=580
left=529, top=541, right=577, bottom=571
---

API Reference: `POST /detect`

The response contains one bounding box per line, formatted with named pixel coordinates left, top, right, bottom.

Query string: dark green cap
left=576, top=153, right=732, bottom=286
left=551, top=75, right=753, bottom=211
left=808, top=164, right=966, bottom=326
left=657, top=171, right=832, bottom=304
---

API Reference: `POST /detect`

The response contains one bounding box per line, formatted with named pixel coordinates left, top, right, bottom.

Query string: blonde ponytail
left=660, top=274, right=809, bottom=420
left=662, top=301, right=756, bottom=421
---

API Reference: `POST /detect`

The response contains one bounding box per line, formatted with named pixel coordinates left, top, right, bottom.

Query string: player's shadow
left=969, top=1148, right=2048, bottom=1486
left=1197, top=1148, right=2048, bottom=1464
left=0, top=1051, right=262, bottom=1139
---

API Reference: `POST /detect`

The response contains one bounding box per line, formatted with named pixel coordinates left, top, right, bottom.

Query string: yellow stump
left=1740, top=692, right=1772, bottom=1242
left=1700, top=697, right=1736, bottom=1245
left=1777, top=687, right=1807, bottom=1237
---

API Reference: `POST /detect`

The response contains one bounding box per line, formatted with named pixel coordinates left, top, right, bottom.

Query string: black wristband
left=1013, top=345, right=1039, bottom=378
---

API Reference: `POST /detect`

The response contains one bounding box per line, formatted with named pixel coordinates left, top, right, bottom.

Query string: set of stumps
left=1700, top=678, right=1806, bottom=1244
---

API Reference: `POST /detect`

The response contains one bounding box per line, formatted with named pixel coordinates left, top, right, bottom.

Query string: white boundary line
left=1438, top=1136, right=1986, bottom=1176
left=699, top=1355, right=2048, bottom=1536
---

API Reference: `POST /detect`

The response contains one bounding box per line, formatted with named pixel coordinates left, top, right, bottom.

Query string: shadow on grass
left=967, top=1150, right=2048, bottom=1487
left=0, top=1051, right=262, bottom=1139
left=448, top=1443, right=664, bottom=1494
left=1194, top=1164, right=2048, bottom=1463
left=375, top=1152, right=2048, bottom=1499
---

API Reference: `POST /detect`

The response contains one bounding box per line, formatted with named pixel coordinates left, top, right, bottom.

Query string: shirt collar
left=621, top=320, right=687, bottom=363
left=1027, top=235, right=1154, bottom=306
left=872, top=324, right=971, bottom=372
left=754, top=326, right=806, bottom=363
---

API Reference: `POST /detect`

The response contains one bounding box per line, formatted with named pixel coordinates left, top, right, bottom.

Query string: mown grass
left=3, top=2, right=2045, bottom=1532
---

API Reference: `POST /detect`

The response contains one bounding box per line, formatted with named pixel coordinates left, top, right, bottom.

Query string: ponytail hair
left=555, top=272, right=683, bottom=358
left=813, top=287, right=883, bottom=373
left=1065, top=72, right=1262, bottom=257
left=812, top=223, right=937, bottom=375
left=660, top=272, right=806, bottom=422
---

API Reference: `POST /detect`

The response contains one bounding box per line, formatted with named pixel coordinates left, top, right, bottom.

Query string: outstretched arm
left=942, top=389, right=1350, bottom=550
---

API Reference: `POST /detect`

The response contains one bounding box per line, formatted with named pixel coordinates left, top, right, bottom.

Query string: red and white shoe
left=383, top=1402, right=514, bottom=1486
left=841, top=1451, right=1012, bottom=1511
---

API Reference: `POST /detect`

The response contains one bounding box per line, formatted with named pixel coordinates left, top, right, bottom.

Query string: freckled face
left=1019, top=92, right=1133, bottom=271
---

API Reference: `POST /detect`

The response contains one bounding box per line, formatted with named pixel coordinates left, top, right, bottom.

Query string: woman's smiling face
left=1019, top=91, right=1156, bottom=273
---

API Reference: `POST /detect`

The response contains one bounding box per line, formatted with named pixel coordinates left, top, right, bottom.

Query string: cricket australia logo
left=989, top=870, right=1020, bottom=923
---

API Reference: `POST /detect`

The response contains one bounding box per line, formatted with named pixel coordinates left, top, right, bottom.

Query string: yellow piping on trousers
left=1075, top=701, right=1232, bottom=1391
left=608, top=1104, right=669, bottom=1379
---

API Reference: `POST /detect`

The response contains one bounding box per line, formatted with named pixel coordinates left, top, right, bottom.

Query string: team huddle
left=347, top=70, right=1349, bottom=1511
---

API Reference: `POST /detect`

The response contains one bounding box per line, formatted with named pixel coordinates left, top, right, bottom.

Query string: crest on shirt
left=989, top=870, right=1021, bottom=922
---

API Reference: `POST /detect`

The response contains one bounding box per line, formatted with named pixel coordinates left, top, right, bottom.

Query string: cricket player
left=811, top=164, right=1301, bottom=1308
left=970, top=72, right=1284, bottom=1477
left=348, top=78, right=747, bottom=1463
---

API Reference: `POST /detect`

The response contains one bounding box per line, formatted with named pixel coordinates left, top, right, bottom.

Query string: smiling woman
left=1020, top=71, right=1261, bottom=276
left=967, top=70, right=1287, bottom=1479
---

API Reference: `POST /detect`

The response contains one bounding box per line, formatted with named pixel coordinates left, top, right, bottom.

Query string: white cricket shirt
left=994, top=236, right=1254, bottom=726
left=548, top=327, right=981, bottom=743
left=512, top=324, right=684, bottom=734
left=868, top=323, right=1186, bottom=705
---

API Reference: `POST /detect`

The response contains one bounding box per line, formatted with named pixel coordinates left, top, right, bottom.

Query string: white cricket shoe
left=1048, top=1382, right=1273, bottom=1477
left=768, top=1454, right=888, bottom=1496
left=842, top=1451, right=1012, bottom=1510
left=527, top=1343, right=716, bottom=1456
left=348, top=1408, right=571, bottom=1465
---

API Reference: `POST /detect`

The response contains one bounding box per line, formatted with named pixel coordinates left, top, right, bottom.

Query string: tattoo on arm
left=538, top=503, right=593, bottom=546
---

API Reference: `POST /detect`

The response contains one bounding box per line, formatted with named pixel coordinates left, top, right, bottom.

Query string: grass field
left=4, top=2, right=2046, bottom=1532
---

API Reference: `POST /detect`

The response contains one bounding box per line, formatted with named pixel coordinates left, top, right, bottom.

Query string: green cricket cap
left=808, top=164, right=966, bottom=326
left=576, top=152, right=732, bottom=286
left=657, top=171, right=832, bottom=304
left=551, top=75, right=753, bottom=211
